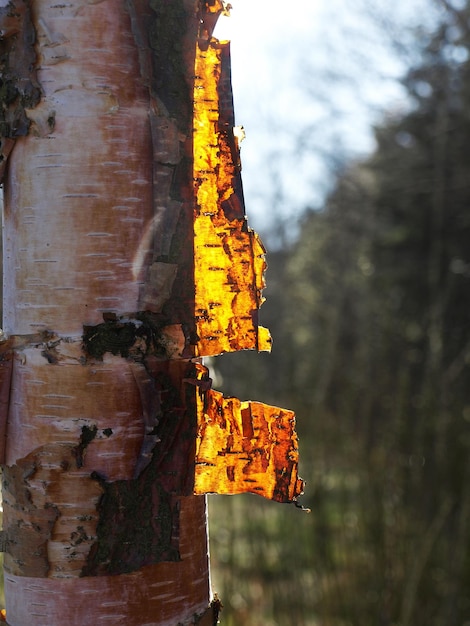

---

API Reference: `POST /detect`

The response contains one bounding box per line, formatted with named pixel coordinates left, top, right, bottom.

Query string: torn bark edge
left=198, top=0, right=230, bottom=48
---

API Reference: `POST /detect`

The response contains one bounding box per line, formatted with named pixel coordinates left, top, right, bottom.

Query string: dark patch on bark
left=82, top=312, right=184, bottom=361
left=126, top=0, right=195, bottom=127
left=82, top=362, right=199, bottom=576
left=83, top=475, right=180, bottom=575
left=2, top=458, right=59, bottom=577
left=73, top=424, right=98, bottom=469
left=179, top=594, right=223, bottom=625
left=41, top=346, right=59, bottom=364
left=147, top=0, right=191, bottom=129
left=83, top=319, right=141, bottom=360
left=0, top=0, right=41, bottom=181
left=209, top=594, right=223, bottom=625
left=125, top=0, right=199, bottom=341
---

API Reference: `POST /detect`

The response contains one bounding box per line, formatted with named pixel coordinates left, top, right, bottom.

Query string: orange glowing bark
left=193, top=39, right=272, bottom=357
left=193, top=365, right=304, bottom=501
left=190, top=7, right=304, bottom=507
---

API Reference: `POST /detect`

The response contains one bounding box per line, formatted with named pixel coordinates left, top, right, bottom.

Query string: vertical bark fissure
left=127, top=0, right=198, bottom=341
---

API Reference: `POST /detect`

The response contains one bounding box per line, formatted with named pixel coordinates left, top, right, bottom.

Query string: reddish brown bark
left=0, top=2, right=211, bottom=624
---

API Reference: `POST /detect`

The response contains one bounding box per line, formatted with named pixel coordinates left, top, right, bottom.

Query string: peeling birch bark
left=193, top=38, right=272, bottom=357
left=193, top=365, right=304, bottom=502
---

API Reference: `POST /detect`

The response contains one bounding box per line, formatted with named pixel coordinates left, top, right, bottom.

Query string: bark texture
left=1, top=1, right=211, bottom=624
left=0, top=1, right=304, bottom=623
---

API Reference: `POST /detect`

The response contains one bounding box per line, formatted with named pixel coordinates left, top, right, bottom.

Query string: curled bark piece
left=193, top=36, right=272, bottom=356
left=193, top=364, right=304, bottom=503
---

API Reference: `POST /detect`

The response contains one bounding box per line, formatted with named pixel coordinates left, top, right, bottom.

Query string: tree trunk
left=0, top=2, right=212, bottom=624
left=0, top=1, right=303, bottom=624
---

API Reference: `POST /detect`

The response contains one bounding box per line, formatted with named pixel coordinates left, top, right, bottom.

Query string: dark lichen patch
left=83, top=476, right=179, bottom=576
left=73, top=424, right=98, bottom=469
left=82, top=362, right=198, bottom=576
left=0, top=0, right=41, bottom=180
left=83, top=320, right=139, bottom=360
left=82, top=312, right=183, bottom=361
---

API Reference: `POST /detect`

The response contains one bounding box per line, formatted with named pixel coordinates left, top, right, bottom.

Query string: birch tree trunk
left=0, top=1, right=212, bottom=624
left=0, top=1, right=304, bottom=624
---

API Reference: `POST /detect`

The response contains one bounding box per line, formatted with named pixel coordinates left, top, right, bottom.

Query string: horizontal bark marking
left=4, top=496, right=209, bottom=625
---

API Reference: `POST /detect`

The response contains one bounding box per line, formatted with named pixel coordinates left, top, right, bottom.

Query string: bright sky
left=213, top=0, right=432, bottom=237
left=214, top=0, right=328, bottom=233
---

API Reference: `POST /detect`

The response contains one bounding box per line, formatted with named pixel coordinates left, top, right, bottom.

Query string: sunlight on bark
left=191, top=8, right=303, bottom=505
left=193, top=362, right=304, bottom=502
left=193, top=33, right=272, bottom=357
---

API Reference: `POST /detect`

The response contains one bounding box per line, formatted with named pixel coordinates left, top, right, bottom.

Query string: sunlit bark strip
left=193, top=363, right=304, bottom=501
left=193, top=38, right=272, bottom=357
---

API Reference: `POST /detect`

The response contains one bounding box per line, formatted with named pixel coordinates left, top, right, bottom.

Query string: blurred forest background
left=208, top=0, right=470, bottom=624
